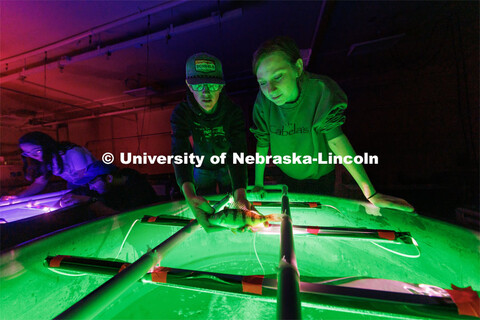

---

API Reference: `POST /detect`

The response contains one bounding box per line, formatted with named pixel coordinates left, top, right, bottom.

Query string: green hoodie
left=251, top=72, right=347, bottom=180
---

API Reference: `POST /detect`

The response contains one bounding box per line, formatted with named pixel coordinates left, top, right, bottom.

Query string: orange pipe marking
left=151, top=266, right=171, bottom=283
left=118, top=263, right=130, bottom=273
left=307, top=228, right=320, bottom=235
left=49, top=255, right=71, bottom=268
left=447, top=285, right=480, bottom=318
left=378, top=231, right=395, bottom=240
left=242, top=275, right=264, bottom=295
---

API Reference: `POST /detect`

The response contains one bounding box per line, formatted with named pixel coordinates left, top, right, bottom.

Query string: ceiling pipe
left=12, top=88, right=187, bottom=120
left=21, top=82, right=257, bottom=129
left=0, top=8, right=243, bottom=84
left=0, top=0, right=189, bottom=65
left=24, top=103, right=173, bottom=129
left=48, top=70, right=257, bottom=116
left=309, top=0, right=328, bottom=50
left=0, top=87, right=93, bottom=112
left=308, top=0, right=338, bottom=69
left=18, top=80, right=105, bottom=107
left=306, top=0, right=328, bottom=66
left=85, top=132, right=171, bottom=148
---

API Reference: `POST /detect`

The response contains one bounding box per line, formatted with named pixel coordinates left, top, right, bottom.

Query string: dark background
left=1, top=1, right=478, bottom=227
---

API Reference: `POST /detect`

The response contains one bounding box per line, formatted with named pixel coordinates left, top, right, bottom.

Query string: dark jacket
left=102, top=168, right=158, bottom=211
left=170, top=91, right=248, bottom=191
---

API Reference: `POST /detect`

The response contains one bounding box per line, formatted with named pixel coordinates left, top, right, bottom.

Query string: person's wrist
left=254, top=180, right=264, bottom=187
left=367, top=192, right=378, bottom=200
left=234, top=188, right=246, bottom=200
left=181, top=182, right=196, bottom=198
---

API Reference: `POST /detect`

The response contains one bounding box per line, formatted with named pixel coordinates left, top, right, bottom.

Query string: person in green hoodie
left=250, top=36, right=413, bottom=212
left=171, top=52, right=253, bottom=230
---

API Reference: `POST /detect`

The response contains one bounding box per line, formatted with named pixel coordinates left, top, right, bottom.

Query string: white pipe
left=0, top=9, right=243, bottom=84
left=0, top=0, right=189, bottom=65
left=25, top=88, right=187, bottom=119
left=25, top=103, right=176, bottom=129
left=347, top=34, right=405, bottom=56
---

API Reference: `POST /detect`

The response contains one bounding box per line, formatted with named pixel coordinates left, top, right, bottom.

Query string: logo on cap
left=195, top=59, right=216, bottom=73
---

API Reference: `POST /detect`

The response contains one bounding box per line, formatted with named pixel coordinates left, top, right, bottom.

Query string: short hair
left=252, top=36, right=302, bottom=74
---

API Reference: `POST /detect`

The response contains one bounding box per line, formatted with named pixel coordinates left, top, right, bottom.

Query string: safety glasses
left=189, top=83, right=223, bottom=92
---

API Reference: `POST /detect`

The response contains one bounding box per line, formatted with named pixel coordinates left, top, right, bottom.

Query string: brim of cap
left=186, top=77, right=225, bottom=85
left=74, top=174, right=97, bottom=185
left=74, top=169, right=114, bottom=185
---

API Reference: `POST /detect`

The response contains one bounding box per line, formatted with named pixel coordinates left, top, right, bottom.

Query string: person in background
left=2, top=131, right=96, bottom=200
left=170, top=52, right=253, bottom=230
left=250, top=36, right=413, bottom=212
left=60, top=161, right=158, bottom=213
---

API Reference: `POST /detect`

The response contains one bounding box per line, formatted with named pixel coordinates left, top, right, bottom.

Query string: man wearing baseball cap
left=171, top=52, right=253, bottom=231
left=59, top=161, right=157, bottom=213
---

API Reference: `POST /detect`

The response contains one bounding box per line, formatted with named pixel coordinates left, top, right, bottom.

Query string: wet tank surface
left=1, top=190, right=478, bottom=319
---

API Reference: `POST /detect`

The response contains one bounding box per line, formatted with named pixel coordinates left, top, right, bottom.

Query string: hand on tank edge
left=59, top=193, right=91, bottom=207
left=0, top=195, right=18, bottom=201
left=251, top=185, right=267, bottom=199
left=368, top=193, right=415, bottom=213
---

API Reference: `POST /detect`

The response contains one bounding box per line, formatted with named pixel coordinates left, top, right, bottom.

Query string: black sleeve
left=170, top=104, right=194, bottom=189
left=103, top=170, right=158, bottom=210
left=227, top=105, right=248, bottom=191
left=124, top=173, right=158, bottom=209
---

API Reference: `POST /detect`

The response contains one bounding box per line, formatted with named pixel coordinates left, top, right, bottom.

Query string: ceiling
left=0, top=1, right=477, bottom=129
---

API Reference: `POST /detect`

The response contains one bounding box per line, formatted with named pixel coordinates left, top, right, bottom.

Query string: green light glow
left=1, top=193, right=478, bottom=319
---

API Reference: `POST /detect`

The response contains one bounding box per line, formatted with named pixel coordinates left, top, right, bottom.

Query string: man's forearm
left=181, top=182, right=196, bottom=200
left=234, top=188, right=246, bottom=200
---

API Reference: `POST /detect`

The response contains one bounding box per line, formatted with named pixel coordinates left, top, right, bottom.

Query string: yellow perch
left=208, top=208, right=282, bottom=229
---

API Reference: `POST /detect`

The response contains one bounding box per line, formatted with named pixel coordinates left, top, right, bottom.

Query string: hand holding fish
left=187, top=195, right=215, bottom=229
left=251, top=185, right=267, bottom=198
left=1, top=195, right=18, bottom=202
left=181, top=182, right=217, bottom=232
left=208, top=208, right=282, bottom=232
left=232, top=188, right=257, bottom=212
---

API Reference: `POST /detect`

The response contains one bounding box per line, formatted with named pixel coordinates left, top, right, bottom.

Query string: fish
left=208, top=208, right=282, bottom=230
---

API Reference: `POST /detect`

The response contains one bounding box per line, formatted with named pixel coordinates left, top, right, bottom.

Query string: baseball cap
left=75, top=161, right=117, bottom=185
left=185, top=52, right=225, bottom=85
